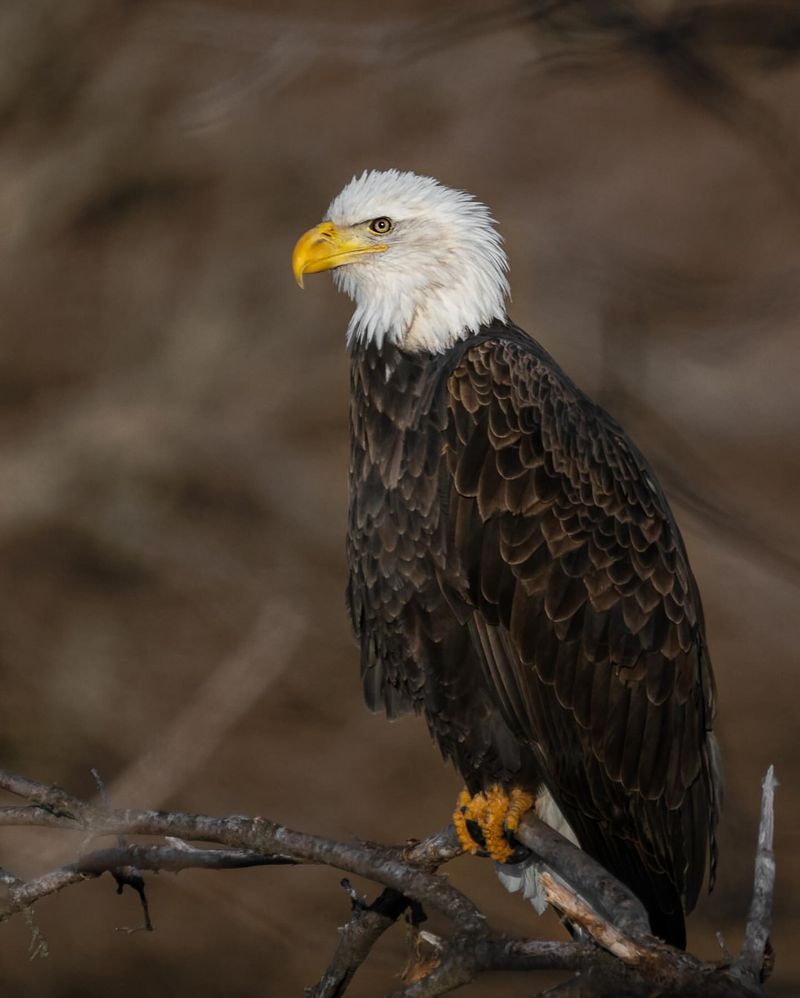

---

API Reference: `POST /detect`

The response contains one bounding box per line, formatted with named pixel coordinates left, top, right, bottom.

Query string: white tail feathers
left=496, top=856, right=549, bottom=914
left=495, top=788, right=579, bottom=914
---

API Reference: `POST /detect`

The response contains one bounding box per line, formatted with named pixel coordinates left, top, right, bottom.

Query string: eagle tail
left=495, top=854, right=687, bottom=949
left=495, top=856, right=548, bottom=914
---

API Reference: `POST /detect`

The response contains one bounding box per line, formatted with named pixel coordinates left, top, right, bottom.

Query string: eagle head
left=292, top=170, right=509, bottom=353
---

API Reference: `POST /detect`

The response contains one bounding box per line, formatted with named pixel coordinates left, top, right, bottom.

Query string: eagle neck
left=349, top=339, right=443, bottom=423
left=348, top=320, right=529, bottom=415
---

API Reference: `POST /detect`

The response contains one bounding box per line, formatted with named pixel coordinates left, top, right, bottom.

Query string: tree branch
left=515, top=811, right=651, bottom=938
left=0, top=843, right=296, bottom=919
left=736, top=764, right=777, bottom=985
left=0, top=767, right=777, bottom=997
left=306, top=885, right=416, bottom=998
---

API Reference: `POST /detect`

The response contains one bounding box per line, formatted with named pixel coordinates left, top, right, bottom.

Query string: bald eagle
left=293, top=170, right=722, bottom=948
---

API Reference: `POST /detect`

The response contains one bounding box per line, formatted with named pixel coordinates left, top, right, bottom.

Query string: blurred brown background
left=0, top=1, right=798, bottom=995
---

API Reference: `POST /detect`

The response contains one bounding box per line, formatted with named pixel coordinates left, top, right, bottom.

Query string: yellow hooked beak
left=292, top=222, right=388, bottom=288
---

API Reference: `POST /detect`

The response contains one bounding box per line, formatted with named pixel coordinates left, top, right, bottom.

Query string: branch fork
left=0, top=766, right=776, bottom=997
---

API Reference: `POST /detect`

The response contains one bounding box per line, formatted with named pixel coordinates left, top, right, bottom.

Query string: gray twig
left=736, top=765, right=778, bottom=984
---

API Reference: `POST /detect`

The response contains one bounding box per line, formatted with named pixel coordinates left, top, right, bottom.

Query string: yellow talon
left=452, top=785, right=536, bottom=862
left=453, top=787, right=486, bottom=855
left=506, top=787, right=536, bottom=833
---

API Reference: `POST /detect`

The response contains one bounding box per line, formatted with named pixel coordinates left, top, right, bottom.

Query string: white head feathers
left=325, top=170, right=509, bottom=353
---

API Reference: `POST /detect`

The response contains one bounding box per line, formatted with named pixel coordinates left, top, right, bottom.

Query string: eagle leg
left=453, top=785, right=535, bottom=863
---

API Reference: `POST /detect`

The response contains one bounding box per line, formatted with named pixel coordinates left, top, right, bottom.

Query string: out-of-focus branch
left=0, top=767, right=776, bottom=997
left=399, top=1, right=800, bottom=210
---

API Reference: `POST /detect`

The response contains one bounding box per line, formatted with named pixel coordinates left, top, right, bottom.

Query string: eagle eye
left=369, top=216, right=393, bottom=235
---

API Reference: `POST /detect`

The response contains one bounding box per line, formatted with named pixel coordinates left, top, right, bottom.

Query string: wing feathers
left=349, top=330, right=719, bottom=949
left=443, top=334, right=719, bottom=931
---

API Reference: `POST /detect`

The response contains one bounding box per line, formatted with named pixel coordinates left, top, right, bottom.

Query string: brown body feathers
left=346, top=320, right=721, bottom=948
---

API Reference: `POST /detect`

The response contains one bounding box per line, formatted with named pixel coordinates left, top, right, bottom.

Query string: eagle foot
left=453, top=785, right=535, bottom=864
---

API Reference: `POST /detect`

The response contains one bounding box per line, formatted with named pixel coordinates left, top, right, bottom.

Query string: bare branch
left=516, top=812, right=651, bottom=938
left=306, top=886, right=413, bottom=998
left=736, top=764, right=778, bottom=984
left=76, top=842, right=298, bottom=875
left=0, top=843, right=296, bottom=920
left=0, top=767, right=776, bottom=998
left=0, top=769, right=487, bottom=932
left=306, top=828, right=463, bottom=997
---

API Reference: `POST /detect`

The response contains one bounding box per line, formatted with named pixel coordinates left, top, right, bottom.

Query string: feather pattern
left=347, top=320, right=721, bottom=948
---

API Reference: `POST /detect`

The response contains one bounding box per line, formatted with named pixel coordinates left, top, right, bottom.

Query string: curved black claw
left=463, top=816, right=531, bottom=864
left=464, top=817, right=490, bottom=858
